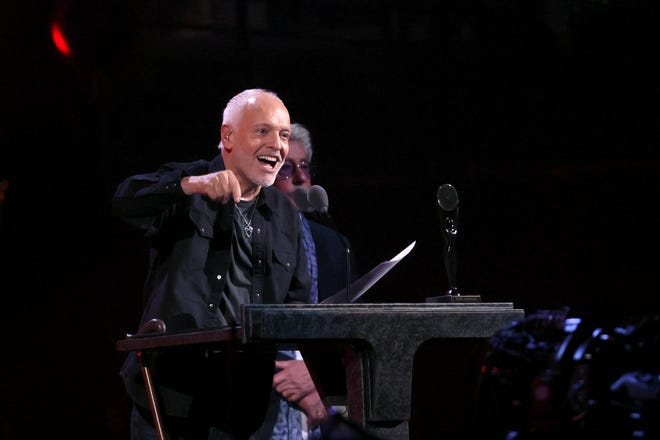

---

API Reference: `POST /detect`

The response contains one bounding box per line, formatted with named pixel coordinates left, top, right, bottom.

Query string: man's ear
left=221, top=125, right=232, bottom=150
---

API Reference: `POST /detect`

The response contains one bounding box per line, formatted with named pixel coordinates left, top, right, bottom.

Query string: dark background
left=1, top=0, right=659, bottom=438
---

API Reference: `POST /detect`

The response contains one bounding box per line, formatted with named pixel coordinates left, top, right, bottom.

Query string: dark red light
left=51, top=22, right=72, bottom=57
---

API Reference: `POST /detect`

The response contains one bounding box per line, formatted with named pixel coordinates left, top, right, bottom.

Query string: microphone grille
left=292, top=188, right=312, bottom=212
left=308, top=185, right=329, bottom=213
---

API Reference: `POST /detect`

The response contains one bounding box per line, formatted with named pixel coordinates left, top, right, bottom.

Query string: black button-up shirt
left=113, top=154, right=311, bottom=421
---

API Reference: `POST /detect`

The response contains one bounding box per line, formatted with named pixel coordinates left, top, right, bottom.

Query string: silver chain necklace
left=235, top=199, right=257, bottom=238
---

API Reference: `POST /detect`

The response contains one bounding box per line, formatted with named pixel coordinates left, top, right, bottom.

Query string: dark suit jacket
left=306, top=217, right=358, bottom=302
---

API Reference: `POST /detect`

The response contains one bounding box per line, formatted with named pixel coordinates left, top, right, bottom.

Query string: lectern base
left=118, top=303, right=526, bottom=440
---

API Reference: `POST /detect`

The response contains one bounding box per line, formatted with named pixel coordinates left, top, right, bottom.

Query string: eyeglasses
left=276, top=160, right=317, bottom=180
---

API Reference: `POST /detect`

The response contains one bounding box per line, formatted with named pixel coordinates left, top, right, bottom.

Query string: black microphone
left=306, top=185, right=352, bottom=303
left=308, top=185, right=329, bottom=214
left=293, top=187, right=313, bottom=213
left=437, top=183, right=460, bottom=296
left=307, top=185, right=335, bottom=230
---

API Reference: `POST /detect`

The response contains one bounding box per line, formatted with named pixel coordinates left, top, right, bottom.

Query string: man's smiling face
left=223, top=92, right=291, bottom=194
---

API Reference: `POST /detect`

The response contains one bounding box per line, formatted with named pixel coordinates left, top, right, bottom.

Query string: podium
left=117, top=302, right=524, bottom=439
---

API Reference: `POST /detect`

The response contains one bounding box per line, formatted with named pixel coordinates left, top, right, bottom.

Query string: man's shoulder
left=306, top=218, right=333, bottom=234
left=262, top=187, right=299, bottom=217
left=306, top=218, right=350, bottom=244
left=163, top=154, right=221, bottom=173
left=155, top=158, right=215, bottom=176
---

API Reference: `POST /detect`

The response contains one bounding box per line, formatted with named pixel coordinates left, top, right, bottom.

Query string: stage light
left=51, top=22, right=72, bottom=57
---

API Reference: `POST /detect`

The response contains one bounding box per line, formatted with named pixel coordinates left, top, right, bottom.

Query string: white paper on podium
left=321, top=241, right=416, bottom=304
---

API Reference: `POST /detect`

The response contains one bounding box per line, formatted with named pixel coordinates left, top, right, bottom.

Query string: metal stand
left=135, top=319, right=168, bottom=440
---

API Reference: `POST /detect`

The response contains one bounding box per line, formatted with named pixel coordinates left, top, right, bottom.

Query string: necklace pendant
left=244, top=224, right=254, bottom=238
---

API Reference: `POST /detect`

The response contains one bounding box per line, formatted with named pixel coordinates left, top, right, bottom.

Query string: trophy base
left=425, top=294, right=482, bottom=303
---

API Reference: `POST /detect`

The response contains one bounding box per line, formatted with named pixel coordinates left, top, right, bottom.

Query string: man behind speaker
left=270, top=122, right=358, bottom=438
left=273, top=122, right=357, bottom=301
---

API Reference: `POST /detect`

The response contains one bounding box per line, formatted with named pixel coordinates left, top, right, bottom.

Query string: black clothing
left=306, top=218, right=358, bottom=302
left=113, top=154, right=311, bottom=436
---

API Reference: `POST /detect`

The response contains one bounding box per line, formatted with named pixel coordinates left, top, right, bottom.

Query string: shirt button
left=208, top=303, right=215, bottom=309
left=216, top=274, right=222, bottom=280
left=258, top=259, right=262, bottom=264
left=286, top=262, right=291, bottom=268
left=256, top=291, right=261, bottom=297
left=256, top=228, right=261, bottom=234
